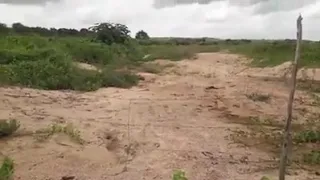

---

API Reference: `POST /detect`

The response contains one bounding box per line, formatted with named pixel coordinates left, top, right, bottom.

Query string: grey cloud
left=153, top=0, right=267, bottom=9
left=0, top=0, right=60, bottom=5
left=153, top=0, right=317, bottom=14
left=253, top=0, right=318, bottom=14
left=153, top=0, right=214, bottom=9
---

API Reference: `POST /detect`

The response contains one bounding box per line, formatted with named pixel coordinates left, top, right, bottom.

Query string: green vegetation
left=172, top=170, right=188, bottom=180
left=1, top=21, right=320, bottom=92
left=0, top=22, right=146, bottom=91
left=140, top=38, right=320, bottom=67
left=294, top=130, right=320, bottom=143
left=0, top=35, right=143, bottom=91
left=135, top=30, right=150, bottom=40
left=0, top=157, right=14, bottom=180
left=260, top=176, right=271, bottom=180
left=34, top=123, right=85, bottom=144
left=303, top=150, right=320, bottom=165
left=246, top=92, right=271, bottom=102
left=0, top=119, right=20, bottom=138
left=228, top=115, right=320, bottom=170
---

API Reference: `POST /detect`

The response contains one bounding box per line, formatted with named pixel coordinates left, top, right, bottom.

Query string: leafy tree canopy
left=135, top=30, right=149, bottom=40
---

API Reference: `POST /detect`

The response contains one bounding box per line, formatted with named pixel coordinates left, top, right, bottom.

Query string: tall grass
left=225, top=40, right=320, bottom=67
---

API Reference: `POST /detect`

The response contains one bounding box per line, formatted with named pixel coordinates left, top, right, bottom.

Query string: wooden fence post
left=278, top=14, right=303, bottom=180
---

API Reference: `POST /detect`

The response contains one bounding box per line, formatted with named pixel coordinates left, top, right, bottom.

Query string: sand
left=1, top=52, right=319, bottom=180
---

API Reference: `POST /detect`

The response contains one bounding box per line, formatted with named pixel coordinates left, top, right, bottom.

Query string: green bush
left=0, top=119, right=20, bottom=138
left=0, top=157, right=14, bottom=180
left=69, top=68, right=102, bottom=91
left=172, top=170, right=188, bottom=180
left=0, top=48, right=140, bottom=91
left=100, top=69, right=140, bottom=88
left=7, top=52, right=74, bottom=90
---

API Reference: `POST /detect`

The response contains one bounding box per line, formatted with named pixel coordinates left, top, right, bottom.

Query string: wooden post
left=279, top=14, right=303, bottom=180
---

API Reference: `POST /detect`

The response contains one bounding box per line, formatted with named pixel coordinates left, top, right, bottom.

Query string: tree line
left=0, top=22, right=150, bottom=40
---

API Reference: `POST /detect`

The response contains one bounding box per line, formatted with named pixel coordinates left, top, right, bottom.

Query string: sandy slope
left=0, top=52, right=319, bottom=180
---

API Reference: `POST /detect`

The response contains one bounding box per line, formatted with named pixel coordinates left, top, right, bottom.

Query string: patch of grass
left=297, top=81, right=320, bottom=93
left=0, top=157, right=14, bottom=180
left=139, top=63, right=175, bottom=74
left=0, top=119, right=20, bottom=138
left=226, top=115, right=319, bottom=170
left=226, top=41, right=320, bottom=67
left=100, top=69, right=140, bottom=88
left=139, top=63, right=163, bottom=74
left=172, top=170, right=188, bottom=180
left=246, top=92, right=271, bottom=102
left=34, top=123, right=85, bottom=144
left=141, top=45, right=220, bottom=61
left=294, top=130, right=320, bottom=143
left=303, top=150, right=320, bottom=165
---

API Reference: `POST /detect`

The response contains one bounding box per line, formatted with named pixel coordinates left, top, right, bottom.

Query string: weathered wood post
left=279, top=14, right=303, bottom=180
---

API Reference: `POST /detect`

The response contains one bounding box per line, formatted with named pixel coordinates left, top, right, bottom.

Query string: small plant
left=139, top=63, right=174, bottom=74
left=246, top=92, right=271, bottom=102
left=260, top=176, right=271, bottom=180
left=303, top=150, right=320, bottom=165
left=310, top=93, right=320, bottom=106
left=34, top=123, right=85, bottom=144
left=0, top=157, right=14, bottom=180
left=294, top=130, right=320, bottom=143
left=172, top=170, right=188, bottom=180
left=0, top=119, right=20, bottom=138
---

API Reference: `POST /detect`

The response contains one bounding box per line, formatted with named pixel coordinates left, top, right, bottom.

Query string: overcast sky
left=0, top=0, right=319, bottom=39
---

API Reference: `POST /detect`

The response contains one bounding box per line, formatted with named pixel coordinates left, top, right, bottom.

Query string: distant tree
left=30, top=26, right=52, bottom=36
left=49, top=28, right=58, bottom=35
left=0, top=23, right=9, bottom=34
left=56, top=28, right=80, bottom=36
left=89, top=22, right=131, bottom=45
left=80, top=28, right=90, bottom=35
left=135, top=30, right=149, bottom=40
left=12, top=22, right=30, bottom=33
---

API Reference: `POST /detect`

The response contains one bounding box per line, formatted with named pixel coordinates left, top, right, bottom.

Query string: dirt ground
left=1, top=52, right=319, bottom=180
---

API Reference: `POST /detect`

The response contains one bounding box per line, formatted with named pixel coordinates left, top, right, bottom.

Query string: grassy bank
left=0, top=35, right=143, bottom=91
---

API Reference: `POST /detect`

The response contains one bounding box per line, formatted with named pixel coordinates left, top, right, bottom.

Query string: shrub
left=7, top=52, right=74, bottom=90
left=35, top=123, right=85, bottom=144
left=69, top=68, right=102, bottom=91
left=0, top=119, right=20, bottom=138
left=100, top=69, right=140, bottom=88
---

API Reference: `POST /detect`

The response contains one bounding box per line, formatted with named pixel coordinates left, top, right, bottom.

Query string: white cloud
left=0, top=0, right=319, bottom=40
